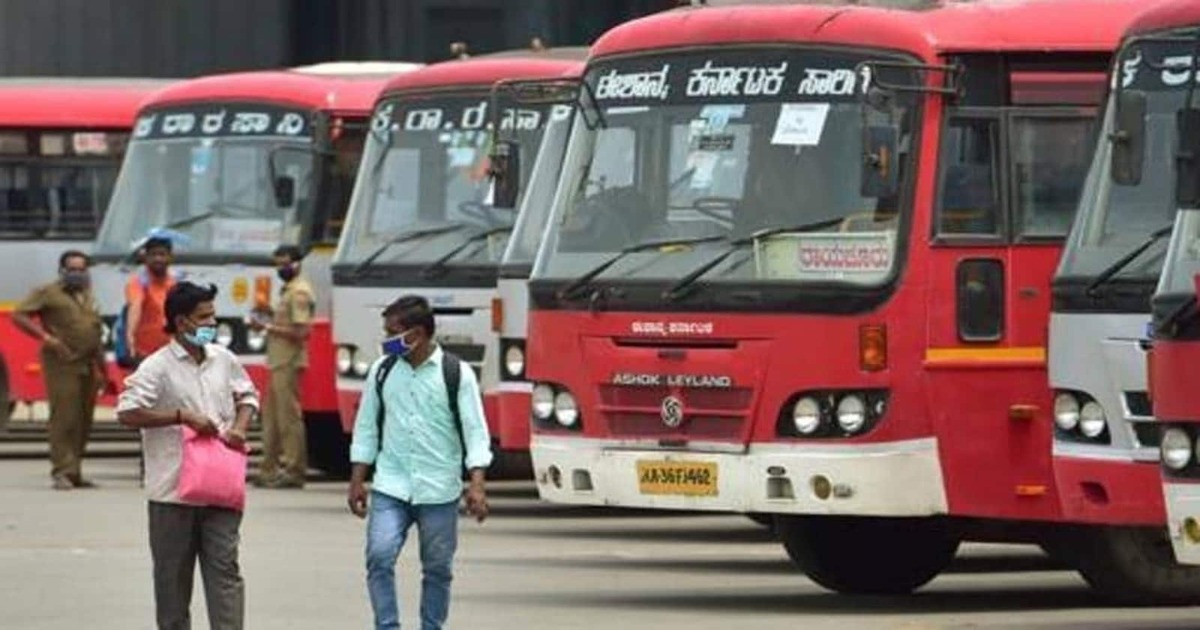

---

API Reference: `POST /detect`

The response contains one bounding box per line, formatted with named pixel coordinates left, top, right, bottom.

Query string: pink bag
left=176, top=426, right=249, bottom=512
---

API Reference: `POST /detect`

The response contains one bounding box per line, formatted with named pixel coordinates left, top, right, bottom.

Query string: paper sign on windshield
left=771, top=103, right=830, bottom=146
left=211, top=219, right=282, bottom=254
left=756, top=231, right=893, bottom=281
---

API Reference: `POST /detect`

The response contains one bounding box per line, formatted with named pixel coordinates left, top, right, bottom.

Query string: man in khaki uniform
left=251, top=245, right=314, bottom=489
left=12, top=250, right=109, bottom=490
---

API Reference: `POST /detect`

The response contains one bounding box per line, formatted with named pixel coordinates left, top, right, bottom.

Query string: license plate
left=636, top=460, right=718, bottom=496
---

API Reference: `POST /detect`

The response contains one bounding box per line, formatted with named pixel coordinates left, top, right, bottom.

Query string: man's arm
left=348, top=361, right=382, bottom=518
left=457, top=366, right=492, bottom=522
left=124, top=279, right=144, bottom=352
left=115, top=359, right=217, bottom=434
left=265, top=290, right=313, bottom=343
left=13, top=288, right=70, bottom=358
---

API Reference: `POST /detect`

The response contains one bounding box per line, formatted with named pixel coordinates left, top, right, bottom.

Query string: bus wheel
left=778, top=515, right=959, bottom=595
left=1071, top=526, right=1200, bottom=605
left=304, top=413, right=351, bottom=479
left=0, top=362, right=11, bottom=432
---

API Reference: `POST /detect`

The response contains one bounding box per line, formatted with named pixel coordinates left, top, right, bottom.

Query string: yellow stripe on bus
left=924, top=346, right=1046, bottom=364
left=0, top=301, right=17, bottom=312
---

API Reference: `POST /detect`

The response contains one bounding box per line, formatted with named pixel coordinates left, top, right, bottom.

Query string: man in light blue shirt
left=348, top=294, right=493, bottom=630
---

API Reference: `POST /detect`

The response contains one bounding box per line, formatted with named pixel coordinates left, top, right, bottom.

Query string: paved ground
left=2, top=457, right=1199, bottom=630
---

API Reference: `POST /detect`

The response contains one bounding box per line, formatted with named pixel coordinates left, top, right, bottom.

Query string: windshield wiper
left=352, top=223, right=465, bottom=276
left=420, top=225, right=514, bottom=279
left=1084, top=224, right=1174, bottom=297
left=557, top=235, right=727, bottom=301
left=662, top=217, right=847, bottom=301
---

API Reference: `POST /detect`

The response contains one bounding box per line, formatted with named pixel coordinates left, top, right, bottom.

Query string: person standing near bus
left=125, top=237, right=178, bottom=366
left=250, top=245, right=314, bottom=489
left=12, top=250, right=109, bottom=490
left=347, top=295, right=492, bottom=630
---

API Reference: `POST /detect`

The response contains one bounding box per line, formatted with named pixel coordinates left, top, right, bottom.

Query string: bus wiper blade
left=353, top=223, right=465, bottom=276
left=420, top=225, right=514, bottom=279
left=557, top=235, right=727, bottom=302
left=1157, top=296, right=1199, bottom=336
left=1084, top=224, right=1174, bottom=297
left=662, top=217, right=846, bottom=301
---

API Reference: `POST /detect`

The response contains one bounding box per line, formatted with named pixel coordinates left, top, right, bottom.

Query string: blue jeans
left=366, top=491, right=459, bottom=630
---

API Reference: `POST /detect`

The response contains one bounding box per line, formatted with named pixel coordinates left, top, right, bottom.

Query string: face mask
left=381, top=330, right=415, bottom=357
left=184, top=322, right=218, bottom=347
left=61, top=270, right=89, bottom=290
left=277, top=264, right=297, bottom=282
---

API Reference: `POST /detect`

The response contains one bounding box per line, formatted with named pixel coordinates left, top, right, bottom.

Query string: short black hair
left=164, top=281, right=218, bottom=333
left=382, top=294, right=436, bottom=337
left=273, top=245, right=305, bottom=263
left=59, top=250, right=90, bottom=268
left=144, top=237, right=173, bottom=254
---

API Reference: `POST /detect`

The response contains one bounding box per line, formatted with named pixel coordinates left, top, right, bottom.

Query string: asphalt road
left=2, top=457, right=1199, bottom=630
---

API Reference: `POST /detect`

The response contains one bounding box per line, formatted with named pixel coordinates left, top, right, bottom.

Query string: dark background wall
left=0, top=0, right=679, bottom=78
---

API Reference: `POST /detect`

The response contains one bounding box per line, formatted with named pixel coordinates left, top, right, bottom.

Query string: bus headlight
left=353, top=361, right=370, bottom=377
left=100, top=322, right=112, bottom=348
left=836, top=394, right=866, bottom=433
left=553, top=391, right=579, bottom=427
left=1079, top=402, right=1107, bottom=438
left=793, top=397, right=822, bottom=435
left=336, top=347, right=353, bottom=374
left=216, top=323, right=234, bottom=347
left=246, top=328, right=267, bottom=352
left=1162, top=428, right=1192, bottom=470
left=532, top=384, right=555, bottom=420
left=504, top=344, right=525, bottom=379
left=1053, top=393, right=1080, bottom=431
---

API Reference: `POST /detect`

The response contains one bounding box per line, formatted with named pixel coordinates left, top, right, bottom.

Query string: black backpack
left=373, top=351, right=466, bottom=468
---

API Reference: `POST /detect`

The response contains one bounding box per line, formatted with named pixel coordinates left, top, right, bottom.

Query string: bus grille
left=597, top=385, right=752, bottom=441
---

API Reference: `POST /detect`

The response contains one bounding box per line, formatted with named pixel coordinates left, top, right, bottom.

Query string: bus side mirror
left=1176, top=108, right=1200, bottom=207
left=273, top=176, right=295, bottom=207
left=489, top=140, right=521, bottom=209
left=861, top=125, right=900, bottom=198
left=1110, top=89, right=1146, bottom=186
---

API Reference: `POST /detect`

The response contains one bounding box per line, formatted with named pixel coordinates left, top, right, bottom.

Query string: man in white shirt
left=117, top=282, right=259, bottom=630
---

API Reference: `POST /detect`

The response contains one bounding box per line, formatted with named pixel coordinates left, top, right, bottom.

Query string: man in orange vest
left=125, top=237, right=178, bottom=365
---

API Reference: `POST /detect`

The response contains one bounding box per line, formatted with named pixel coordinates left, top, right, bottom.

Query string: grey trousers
left=147, top=501, right=244, bottom=630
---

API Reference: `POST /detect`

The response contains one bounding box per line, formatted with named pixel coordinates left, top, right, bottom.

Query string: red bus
left=329, top=50, right=584, bottom=471
left=1138, top=0, right=1200, bottom=569
left=0, top=78, right=173, bottom=422
left=88, top=63, right=421, bottom=475
left=522, top=0, right=1188, bottom=602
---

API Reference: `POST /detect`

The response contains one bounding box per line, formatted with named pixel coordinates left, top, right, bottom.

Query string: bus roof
left=143, top=62, right=423, bottom=116
left=1126, top=0, right=1200, bottom=38
left=381, top=48, right=588, bottom=96
left=590, top=0, right=1156, bottom=61
left=0, top=78, right=173, bottom=128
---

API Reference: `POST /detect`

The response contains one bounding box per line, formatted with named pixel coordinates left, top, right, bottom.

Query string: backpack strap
left=373, top=354, right=402, bottom=453
left=441, top=352, right=467, bottom=468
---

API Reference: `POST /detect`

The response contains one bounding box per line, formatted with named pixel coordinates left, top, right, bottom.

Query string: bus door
left=925, top=105, right=1095, bottom=519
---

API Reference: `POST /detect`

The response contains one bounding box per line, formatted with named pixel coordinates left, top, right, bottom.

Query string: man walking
left=117, top=282, right=259, bottom=630
left=251, top=244, right=314, bottom=489
left=124, top=236, right=178, bottom=366
left=12, top=250, right=109, bottom=490
left=347, top=295, right=492, bottom=630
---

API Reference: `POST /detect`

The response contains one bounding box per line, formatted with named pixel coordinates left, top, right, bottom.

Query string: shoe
left=68, top=475, right=97, bottom=489
left=251, top=473, right=279, bottom=488
left=52, top=475, right=73, bottom=490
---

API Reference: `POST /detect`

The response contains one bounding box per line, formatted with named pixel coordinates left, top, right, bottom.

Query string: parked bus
left=1048, top=0, right=1200, bottom=600
left=0, top=78, right=172, bottom=422
left=88, top=62, right=421, bottom=474
left=329, top=49, right=584, bottom=471
left=1133, top=0, right=1200, bottom=568
left=519, top=0, right=1187, bottom=602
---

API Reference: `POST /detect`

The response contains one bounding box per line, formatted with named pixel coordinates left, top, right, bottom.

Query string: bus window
left=937, top=116, right=1001, bottom=238
left=316, top=125, right=366, bottom=244
left=1010, top=114, right=1094, bottom=239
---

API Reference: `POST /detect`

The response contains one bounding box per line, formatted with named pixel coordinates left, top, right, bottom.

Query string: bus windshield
left=0, top=129, right=128, bottom=240
left=502, top=110, right=575, bottom=270
left=94, top=104, right=316, bottom=258
left=532, top=48, right=916, bottom=289
left=334, top=94, right=560, bottom=268
left=1057, top=39, right=1196, bottom=283
left=1161, top=209, right=1200, bottom=295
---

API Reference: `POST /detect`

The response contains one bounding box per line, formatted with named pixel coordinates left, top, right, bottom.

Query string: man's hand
left=179, top=410, right=219, bottom=436
left=43, top=335, right=71, bottom=359
left=222, top=427, right=248, bottom=450
left=464, top=481, right=489, bottom=523
left=247, top=318, right=267, bottom=333
left=348, top=480, right=369, bottom=518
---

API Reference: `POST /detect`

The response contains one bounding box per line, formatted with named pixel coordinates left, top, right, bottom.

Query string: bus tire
left=1071, top=526, right=1200, bottom=605
left=0, top=361, right=10, bottom=432
left=304, top=412, right=351, bottom=479
left=778, top=515, right=959, bottom=595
